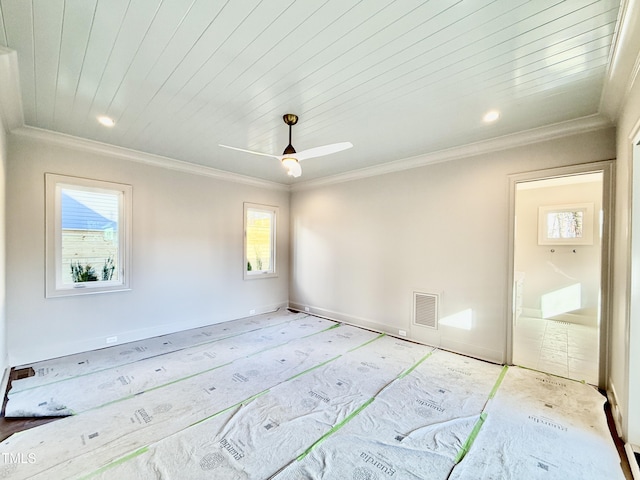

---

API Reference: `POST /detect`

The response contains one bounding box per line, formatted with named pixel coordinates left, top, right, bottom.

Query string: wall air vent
left=413, top=292, right=438, bottom=329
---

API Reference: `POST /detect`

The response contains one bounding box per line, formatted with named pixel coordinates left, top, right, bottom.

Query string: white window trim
left=243, top=202, right=278, bottom=280
left=45, top=173, right=132, bottom=297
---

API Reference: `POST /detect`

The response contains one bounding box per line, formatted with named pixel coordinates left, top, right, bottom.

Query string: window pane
left=61, top=188, right=120, bottom=284
left=546, top=211, right=583, bottom=239
left=246, top=208, right=273, bottom=274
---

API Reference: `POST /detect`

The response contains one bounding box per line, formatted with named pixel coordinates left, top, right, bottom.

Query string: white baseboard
left=625, top=443, right=639, bottom=479
left=289, top=302, right=503, bottom=364
left=608, top=380, right=624, bottom=437
left=289, top=302, right=397, bottom=335
left=10, top=302, right=287, bottom=367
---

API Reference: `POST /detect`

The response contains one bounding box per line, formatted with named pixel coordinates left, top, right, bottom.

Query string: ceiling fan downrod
left=282, top=114, right=298, bottom=156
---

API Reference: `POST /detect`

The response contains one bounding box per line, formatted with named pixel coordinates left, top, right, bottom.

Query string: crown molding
left=11, top=115, right=613, bottom=195
left=0, top=47, right=24, bottom=132
left=600, top=0, right=640, bottom=121
left=11, top=126, right=289, bottom=191
left=291, top=114, right=613, bottom=192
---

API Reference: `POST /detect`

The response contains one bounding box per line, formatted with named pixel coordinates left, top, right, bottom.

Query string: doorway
left=508, top=162, right=614, bottom=388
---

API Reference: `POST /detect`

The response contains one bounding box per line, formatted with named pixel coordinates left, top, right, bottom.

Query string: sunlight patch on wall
left=541, top=283, right=581, bottom=318
left=439, top=308, right=473, bottom=331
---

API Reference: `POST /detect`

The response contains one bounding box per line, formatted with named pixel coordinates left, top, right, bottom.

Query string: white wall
left=0, top=114, right=7, bottom=374
left=6, top=133, right=290, bottom=365
left=515, top=180, right=603, bottom=319
left=290, top=128, right=615, bottom=364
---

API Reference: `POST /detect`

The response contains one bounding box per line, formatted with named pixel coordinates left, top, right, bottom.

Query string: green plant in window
left=102, top=256, right=116, bottom=281
left=70, top=261, right=98, bottom=282
left=247, top=261, right=252, bottom=271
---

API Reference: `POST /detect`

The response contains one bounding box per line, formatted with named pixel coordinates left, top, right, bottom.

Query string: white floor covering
left=6, top=312, right=336, bottom=416
left=0, top=310, right=625, bottom=479
left=449, top=366, right=622, bottom=480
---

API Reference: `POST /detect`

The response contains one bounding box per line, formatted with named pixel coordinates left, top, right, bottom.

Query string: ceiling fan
left=219, top=114, right=352, bottom=178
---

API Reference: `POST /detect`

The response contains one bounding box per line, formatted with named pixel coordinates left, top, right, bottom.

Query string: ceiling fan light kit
left=282, top=157, right=301, bottom=177
left=219, top=113, right=352, bottom=179
left=281, top=114, right=300, bottom=177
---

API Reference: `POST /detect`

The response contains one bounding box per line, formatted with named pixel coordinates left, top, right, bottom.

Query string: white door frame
left=507, top=160, right=615, bottom=389
left=627, top=126, right=640, bottom=449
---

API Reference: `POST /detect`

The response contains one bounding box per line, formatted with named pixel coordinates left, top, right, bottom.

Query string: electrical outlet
left=398, top=330, right=407, bottom=337
left=249, top=309, right=256, bottom=315
left=106, top=336, right=118, bottom=344
left=305, top=307, right=310, bottom=312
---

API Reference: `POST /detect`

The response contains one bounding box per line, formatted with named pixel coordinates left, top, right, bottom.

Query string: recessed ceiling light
left=483, top=110, right=500, bottom=123
left=97, top=115, right=115, bottom=127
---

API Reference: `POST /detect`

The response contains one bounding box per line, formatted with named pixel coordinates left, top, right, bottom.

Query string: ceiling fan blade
left=295, top=142, right=353, bottom=161
left=218, top=144, right=280, bottom=159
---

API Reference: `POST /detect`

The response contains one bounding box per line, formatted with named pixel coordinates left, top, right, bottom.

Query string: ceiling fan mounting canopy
left=218, top=113, right=352, bottom=179
left=283, top=113, right=298, bottom=126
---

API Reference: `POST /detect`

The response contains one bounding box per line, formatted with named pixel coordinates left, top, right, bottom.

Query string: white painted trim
left=11, top=126, right=289, bottom=192
left=44, top=174, right=132, bottom=297
left=292, top=114, right=613, bottom=191
left=507, top=160, right=615, bottom=390
left=289, top=302, right=397, bottom=335
left=288, top=302, right=502, bottom=363
left=627, top=121, right=640, bottom=446
left=624, top=443, right=639, bottom=479
left=0, top=47, right=24, bottom=132
left=243, top=202, right=279, bottom=280
left=600, top=0, right=640, bottom=120
left=609, top=380, right=624, bottom=438
left=6, top=113, right=613, bottom=193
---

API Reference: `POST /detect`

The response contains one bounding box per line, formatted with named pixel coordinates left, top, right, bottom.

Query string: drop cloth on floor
left=5, top=315, right=335, bottom=416
left=0, top=314, right=624, bottom=480
left=448, top=366, right=625, bottom=480
left=85, top=335, right=435, bottom=479
left=1, top=323, right=379, bottom=480
left=273, top=349, right=505, bottom=480
left=10, top=309, right=308, bottom=392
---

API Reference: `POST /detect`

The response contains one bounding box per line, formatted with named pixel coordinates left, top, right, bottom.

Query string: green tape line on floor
left=286, top=355, right=342, bottom=381
left=81, top=391, right=272, bottom=478
left=10, top=317, right=302, bottom=394
left=452, top=364, right=508, bottom=463
left=80, top=446, right=149, bottom=479
left=297, top=397, right=376, bottom=461
left=488, top=365, right=509, bottom=399
left=397, top=351, right=433, bottom=379
left=454, top=412, right=487, bottom=464
left=248, top=322, right=344, bottom=357
left=79, top=322, right=353, bottom=414
left=79, top=360, right=235, bottom=414
left=189, top=389, right=271, bottom=428
left=301, top=322, right=341, bottom=337
left=347, top=333, right=385, bottom=352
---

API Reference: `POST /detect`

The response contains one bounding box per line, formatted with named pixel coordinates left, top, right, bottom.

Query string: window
left=46, top=174, right=132, bottom=297
left=244, top=203, right=277, bottom=279
left=538, top=203, right=594, bottom=245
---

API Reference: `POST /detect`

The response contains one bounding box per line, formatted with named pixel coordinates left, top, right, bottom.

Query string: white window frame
left=244, top=202, right=278, bottom=280
left=45, top=173, right=132, bottom=297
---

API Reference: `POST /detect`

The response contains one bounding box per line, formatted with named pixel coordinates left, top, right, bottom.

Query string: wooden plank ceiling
left=0, top=0, right=622, bottom=184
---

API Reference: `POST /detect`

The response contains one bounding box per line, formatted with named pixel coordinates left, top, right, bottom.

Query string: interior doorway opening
left=508, top=162, right=613, bottom=389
